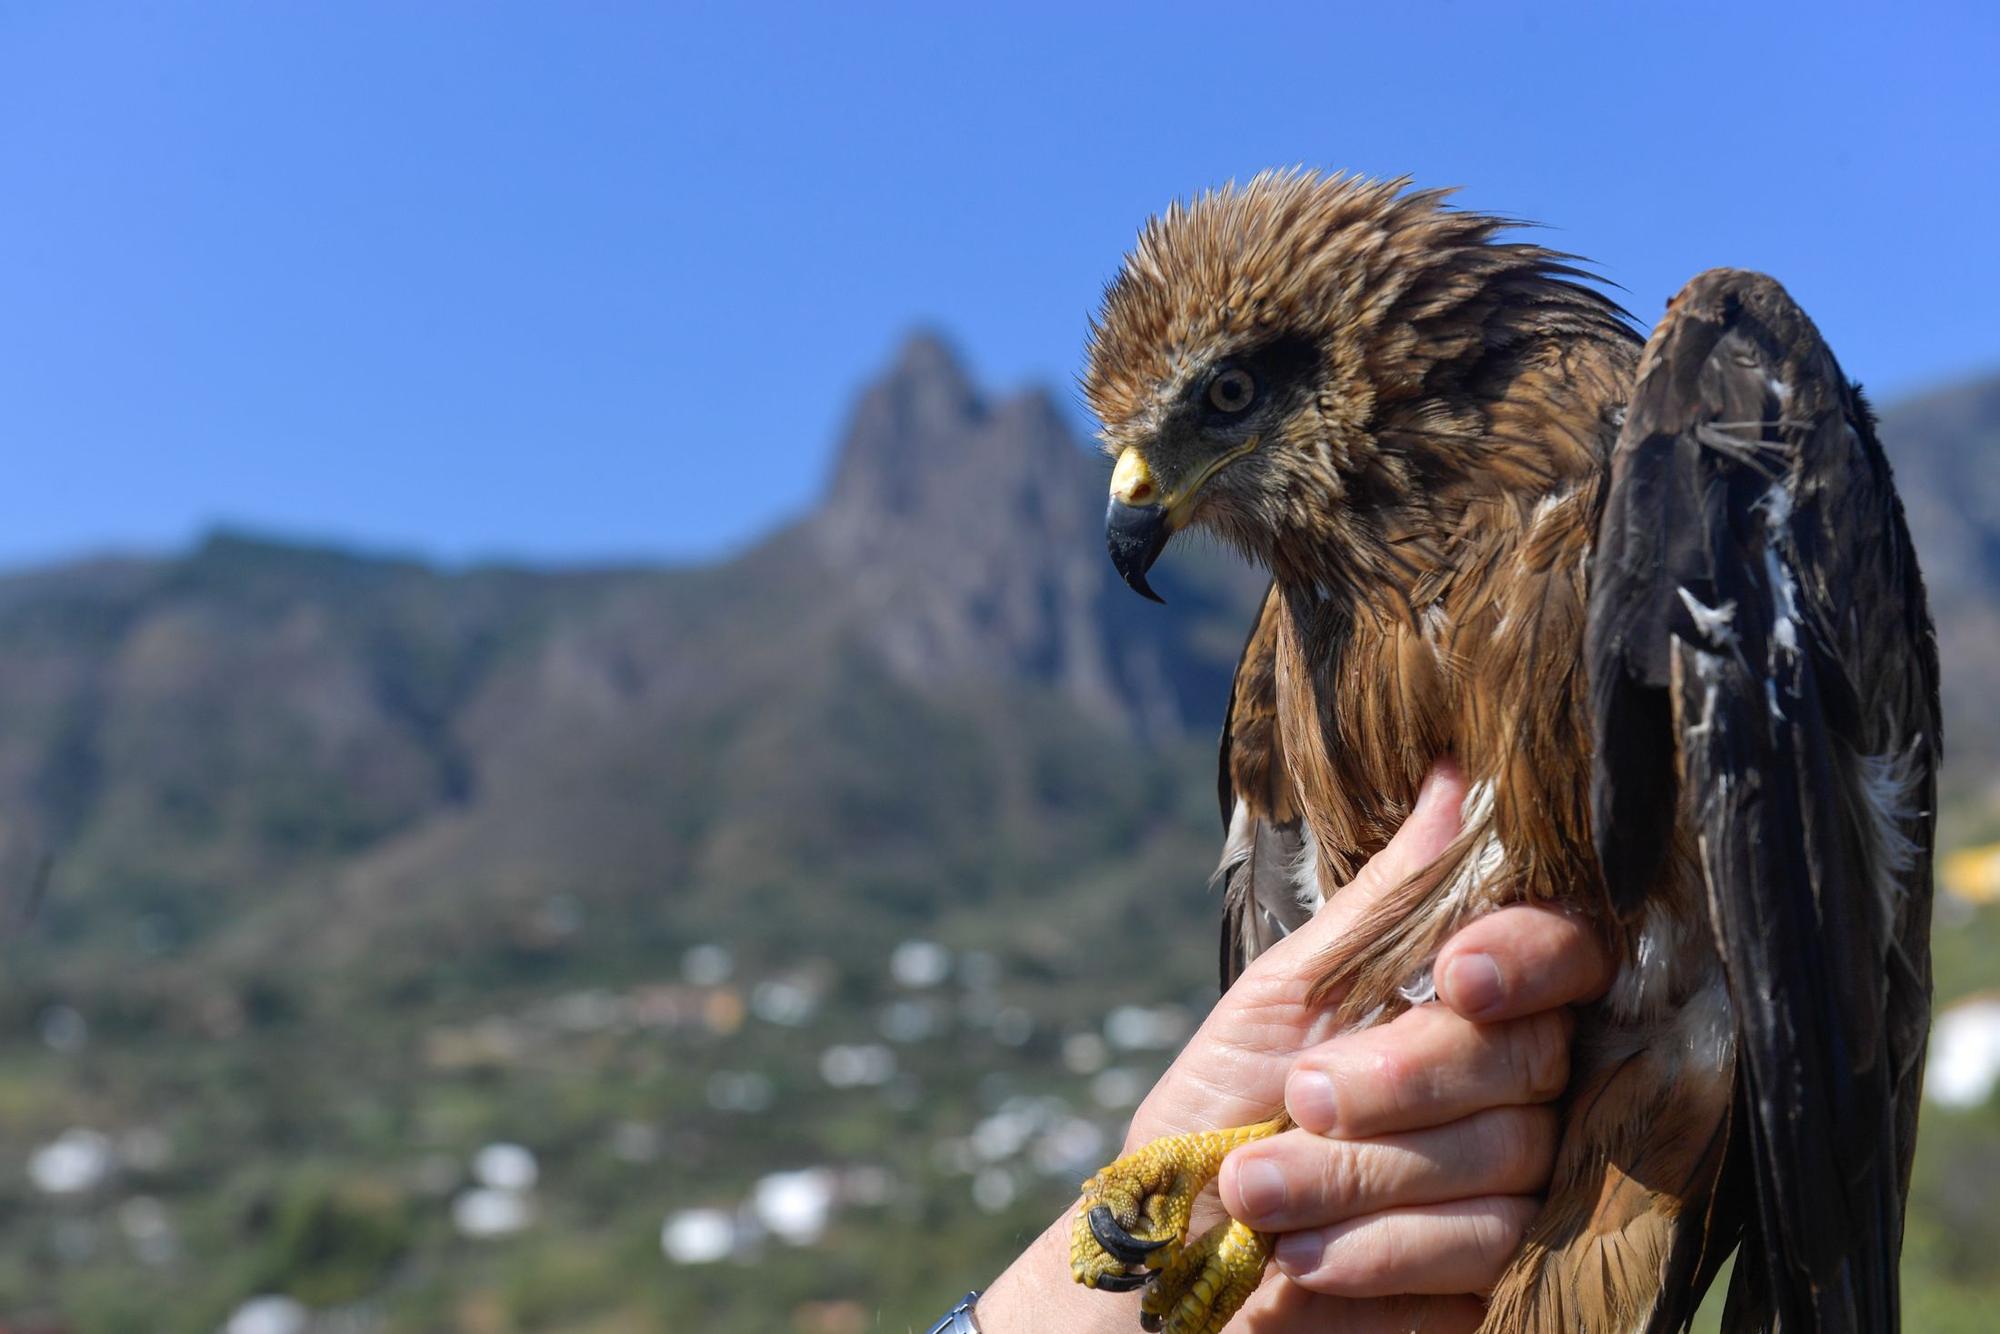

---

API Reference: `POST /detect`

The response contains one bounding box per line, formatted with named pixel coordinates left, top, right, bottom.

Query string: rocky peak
left=804, top=331, right=1229, bottom=738
left=818, top=330, right=987, bottom=536
left=812, top=330, right=1098, bottom=564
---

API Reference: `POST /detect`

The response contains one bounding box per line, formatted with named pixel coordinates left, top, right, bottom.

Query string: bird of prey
left=1066, top=173, right=1939, bottom=1334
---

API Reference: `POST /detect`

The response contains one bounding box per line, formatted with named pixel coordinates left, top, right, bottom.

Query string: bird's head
left=1084, top=170, right=1615, bottom=601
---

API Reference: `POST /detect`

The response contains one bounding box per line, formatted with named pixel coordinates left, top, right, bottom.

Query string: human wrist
left=1123, top=1063, right=1225, bottom=1151
left=922, top=1289, right=984, bottom=1333
left=975, top=1210, right=1139, bottom=1334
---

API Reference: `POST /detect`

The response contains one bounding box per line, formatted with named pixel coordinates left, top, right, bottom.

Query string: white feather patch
left=1676, top=585, right=1740, bottom=650
left=1856, top=737, right=1925, bottom=882
left=1686, top=647, right=1724, bottom=739
left=1762, top=547, right=1802, bottom=661
left=1530, top=483, right=1576, bottom=529
left=1680, top=976, right=1735, bottom=1073
left=1420, top=601, right=1449, bottom=649
left=1438, top=780, right=1505, bottom=916
left=1397, top=966, right=1438, bottom=1006
left=1291, top=834, right=1325, bottom=914
left=1215, top=799, right=1256, bottom=883
left=1607, top=902, right=1685, bottom=1023
left=1758, top=480, right=1803, bottom=664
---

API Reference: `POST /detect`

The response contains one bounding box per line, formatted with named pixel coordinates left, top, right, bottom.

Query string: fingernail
left=1413, top=758, right=1463, bottom=816
left=1287, top=1070, right=1339, bottom=1133
left=1229, top=1155, right=1287, bottom=1223
left=1444, top=952, right=1504, bottom=1018
left=1273, top=1228, right=1325, bottom=1277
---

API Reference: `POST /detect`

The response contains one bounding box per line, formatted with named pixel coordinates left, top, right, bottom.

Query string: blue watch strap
left=924, top=1290, right=983, bottom=1334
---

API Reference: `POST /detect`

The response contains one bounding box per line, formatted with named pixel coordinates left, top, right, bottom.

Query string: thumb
left=1287, top=758, right=1468, bottom=953
left=1131, top=759, right=1471, bottom=1141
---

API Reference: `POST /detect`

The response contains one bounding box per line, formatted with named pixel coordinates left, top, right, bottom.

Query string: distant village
left=19, top=929, right=1207, bottom=1334
left=13, top=858, right=2000, bottom=1334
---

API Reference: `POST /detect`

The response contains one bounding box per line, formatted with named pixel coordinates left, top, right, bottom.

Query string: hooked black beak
left=1106, top=497, right=1170, bottom=603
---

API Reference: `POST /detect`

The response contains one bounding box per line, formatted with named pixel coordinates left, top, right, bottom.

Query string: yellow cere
left=1110, top=448, right=1157, bottom=506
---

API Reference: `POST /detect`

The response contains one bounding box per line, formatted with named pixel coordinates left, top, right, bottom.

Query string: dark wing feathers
left=1216, top=583, right=1312, bottom=990
left=1589, top=271, right=1939, bottom=1332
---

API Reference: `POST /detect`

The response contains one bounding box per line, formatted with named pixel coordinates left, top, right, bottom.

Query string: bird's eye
left=1207, top=367, right=1257, bottom=414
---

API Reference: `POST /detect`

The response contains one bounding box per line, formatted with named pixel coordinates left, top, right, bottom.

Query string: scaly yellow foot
left=1140, top=1217, right=1272, bottom=1334
left=1069, top=1117, right=1285, bottom=1301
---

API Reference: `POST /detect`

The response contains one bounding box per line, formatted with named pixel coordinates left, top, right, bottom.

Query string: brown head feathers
left=1085, top=170, right=1632, bottom=454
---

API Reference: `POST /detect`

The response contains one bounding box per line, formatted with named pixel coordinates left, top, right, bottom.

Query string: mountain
left=0, top=333, right=1266, bottom=1013
left=1878, top=376, right=2000, bottom=771
left=0, top=338, right=1996, bottom=1333
left=4, top=344, right=2000, bottom=989
left=810, top=331, right=1256, bottom=738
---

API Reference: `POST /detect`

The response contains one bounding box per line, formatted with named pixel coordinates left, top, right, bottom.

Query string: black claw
left=1094, top=1270, right=1150, bottom=1293
left=1090, top=1204, right=1171, bottom=1266
left=1140, top=1312, right=1164, bottom=1332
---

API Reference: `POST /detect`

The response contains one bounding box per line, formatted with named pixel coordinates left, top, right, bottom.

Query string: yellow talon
left=1069, top=1116, right=1286, bottom=1310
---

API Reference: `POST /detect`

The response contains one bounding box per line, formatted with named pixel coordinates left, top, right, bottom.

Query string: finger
left=1285, top=1003, right=1572, bottom=1138
left=1271, top=1195, right=1542, bottom=1298
left=1128, top=760, right=1470, bottom=1145
left=1434, top=903, right=1616, bottom=1022
left=1265, top=759, right=1470, bottom=966
left=1219, top=1105, right=1557, bottom=1232
left=1229, top=1280, right=1486, bottom=1333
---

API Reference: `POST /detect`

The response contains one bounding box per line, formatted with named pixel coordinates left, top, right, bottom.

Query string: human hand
left=1130, top=761, right=1614, bottom=1330
left=977, top=761, right=1613, bottom=1333
left=1213, top=888, right=1611, bottom=1324
left=1220, top=771, right=1615, bottom=1330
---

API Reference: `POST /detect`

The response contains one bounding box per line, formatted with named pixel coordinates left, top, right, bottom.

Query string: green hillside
left=0, top=341, right=1996, bottom=1331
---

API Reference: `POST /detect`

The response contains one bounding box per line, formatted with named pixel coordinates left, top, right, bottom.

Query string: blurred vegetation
left=7, top=741, right=1998, bottom=1332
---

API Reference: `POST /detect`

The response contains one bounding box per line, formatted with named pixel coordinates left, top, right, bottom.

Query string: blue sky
left=3, top=2, right=1996, bottom=567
